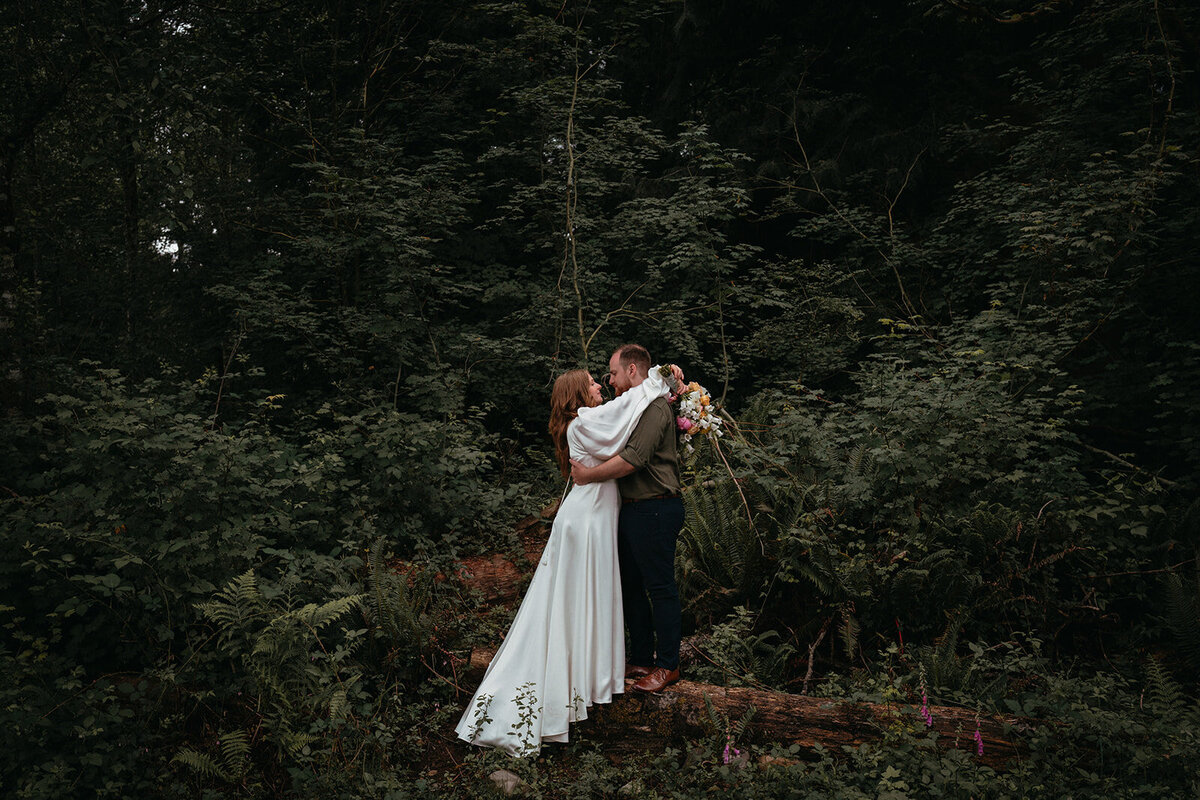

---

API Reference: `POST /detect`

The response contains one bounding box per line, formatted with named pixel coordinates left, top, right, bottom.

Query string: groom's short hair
left=614, top=343, right=651, bottom=376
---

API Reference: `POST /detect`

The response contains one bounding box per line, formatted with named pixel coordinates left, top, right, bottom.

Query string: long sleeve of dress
left=568, top=368, right=670, bottom=466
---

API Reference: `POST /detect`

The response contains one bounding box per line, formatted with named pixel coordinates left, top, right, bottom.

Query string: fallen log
left=452, top=503, right=1028, bottom=769
left=452, top=503, right=554, bottom=603
left=613, top=677, right=1025, bottom=770
left=460, top=647, right=1027, bottom=770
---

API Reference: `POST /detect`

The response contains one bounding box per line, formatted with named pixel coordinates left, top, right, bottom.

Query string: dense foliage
left=2, top=0, right=1198, bottom=796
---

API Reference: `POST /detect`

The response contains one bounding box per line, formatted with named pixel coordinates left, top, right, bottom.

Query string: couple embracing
left=454, top=344, right=686, bottom=756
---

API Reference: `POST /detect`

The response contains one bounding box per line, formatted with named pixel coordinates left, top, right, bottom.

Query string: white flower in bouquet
left=672, top=379, right=723, bottom=454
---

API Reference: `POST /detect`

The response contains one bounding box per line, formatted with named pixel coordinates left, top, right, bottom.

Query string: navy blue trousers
left=617, top=496, right=685, bottom=671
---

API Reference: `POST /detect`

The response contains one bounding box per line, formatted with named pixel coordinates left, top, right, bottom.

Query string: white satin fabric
left=454, top=369, right=670, bottom=755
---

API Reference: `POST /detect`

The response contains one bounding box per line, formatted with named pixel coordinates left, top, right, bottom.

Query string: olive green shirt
left=617, top=396, right=681, bottom=501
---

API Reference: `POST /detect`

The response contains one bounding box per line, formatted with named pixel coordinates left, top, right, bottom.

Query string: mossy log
left=461, top=646, right=1027, bottom=769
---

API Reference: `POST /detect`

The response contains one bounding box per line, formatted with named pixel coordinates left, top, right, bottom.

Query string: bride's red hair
left=549, top=369, right=598, bottom=477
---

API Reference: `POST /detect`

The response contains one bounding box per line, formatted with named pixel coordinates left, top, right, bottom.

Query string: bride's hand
left=668, top=363, right=685, bottom=394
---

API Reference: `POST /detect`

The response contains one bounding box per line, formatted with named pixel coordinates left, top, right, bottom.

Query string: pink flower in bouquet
left=676, top=416, right=693, bottom=432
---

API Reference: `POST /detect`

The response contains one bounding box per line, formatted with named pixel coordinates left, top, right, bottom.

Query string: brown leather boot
left=625, top=663, right=653, bottom=679
left=631, top=667, right=680, bottom=693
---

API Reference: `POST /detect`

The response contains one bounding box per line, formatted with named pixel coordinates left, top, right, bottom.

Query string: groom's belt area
left=622, top=492, right=680, bottom=505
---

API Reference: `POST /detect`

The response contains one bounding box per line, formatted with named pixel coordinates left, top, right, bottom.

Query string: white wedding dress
left=454, top=369, right=670, bottom=756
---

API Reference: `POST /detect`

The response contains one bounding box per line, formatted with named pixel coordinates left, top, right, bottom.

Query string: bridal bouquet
left=660, top=367, right=724, bottom=454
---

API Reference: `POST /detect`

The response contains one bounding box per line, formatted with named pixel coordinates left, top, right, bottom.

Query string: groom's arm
left=572, top=401, right=669, bottom=485
left=570, top=454, right=636, bottom=485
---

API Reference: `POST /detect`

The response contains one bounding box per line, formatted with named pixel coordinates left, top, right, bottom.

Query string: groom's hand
left=570, top=459, right=595, bottom=486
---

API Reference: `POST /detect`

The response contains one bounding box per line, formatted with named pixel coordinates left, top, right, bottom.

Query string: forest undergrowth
left=3, top=0, right=1199, bottom=796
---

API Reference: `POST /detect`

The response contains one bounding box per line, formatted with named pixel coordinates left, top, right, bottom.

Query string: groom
left=571, top=343, right=684, bottom=693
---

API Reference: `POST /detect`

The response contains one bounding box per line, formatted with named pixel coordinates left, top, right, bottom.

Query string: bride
left=454, top=364, right=674, bottom=755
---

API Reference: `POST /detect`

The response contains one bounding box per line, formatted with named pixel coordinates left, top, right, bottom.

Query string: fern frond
left=701, top=692, right=724, bottom=736
left=293, top=595, right=365, bottom=632
left=839, top=608, right=859, bottom=659
left=197, top=569, right=266, bottom=629
left=922, top=612, right=967, bottom=689
left=795, top=540, right=840, bottom=599
left=846, top=443, right=868, bottom=478
left=329, top=687, right=348, bottom=720
left=217, top=730, right=251, bottom=779
left=763, top=482, right=810, bottom=537
left=733, top=705, right=758, bottom=739
left=253, top=595, right=364, bottom=658
left=1144, top=655, right=1185, bottom=718
left=280, top=730, right=318, bottom=758
left=365, top=541, right=437, bottom=654
left=934, top=612, right=964, bottom=663
left=172, top=748, right=229, bottom=781
left=1164, top=571, right=1200, bottom=671
left=172, top=729, right=250, bottom=783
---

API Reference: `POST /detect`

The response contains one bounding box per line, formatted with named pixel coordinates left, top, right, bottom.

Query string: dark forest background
left=2, top=0, right=1199, bottom=797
